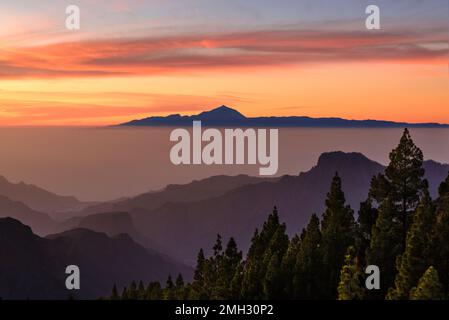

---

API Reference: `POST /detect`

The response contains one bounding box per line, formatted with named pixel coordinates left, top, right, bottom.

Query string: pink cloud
left=0, top=27, right=446, bottom=79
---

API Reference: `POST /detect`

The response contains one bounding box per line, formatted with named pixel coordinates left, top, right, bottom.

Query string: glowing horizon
left=0, top=0, right=448, bottom=126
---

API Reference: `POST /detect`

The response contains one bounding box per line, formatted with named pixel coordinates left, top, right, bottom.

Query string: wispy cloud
left=1, top=27, right=446, bottom=79
left=0, top=90, right=250, bottom=125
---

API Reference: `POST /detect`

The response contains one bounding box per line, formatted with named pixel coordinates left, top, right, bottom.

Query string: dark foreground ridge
left=0, top=217, right=192, bottom=299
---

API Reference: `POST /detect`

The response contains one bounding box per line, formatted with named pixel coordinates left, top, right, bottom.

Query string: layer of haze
left=0, top=127, right=448, bottom=201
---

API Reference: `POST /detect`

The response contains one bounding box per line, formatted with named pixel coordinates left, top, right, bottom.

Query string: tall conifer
left=320, top=173, right=355, bottom=298
left=387, top=189, right=435, bottom=299
left=370, top=128, right=426, bottom=248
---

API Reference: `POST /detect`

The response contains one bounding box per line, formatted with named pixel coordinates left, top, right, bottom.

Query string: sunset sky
left=0, top=0, right=447, bottom=126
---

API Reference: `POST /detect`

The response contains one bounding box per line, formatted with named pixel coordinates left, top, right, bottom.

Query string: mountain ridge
left=0, top=194, right=57, bottom=235
left=72, top=151, right=448, bottom=265
left=0, top=175, right=88, bottom=217
left=0, top=217, right=191, bottom=299
left=2, top=151, right=447, bottom=266
left=119, top=105, right=449, bottom=128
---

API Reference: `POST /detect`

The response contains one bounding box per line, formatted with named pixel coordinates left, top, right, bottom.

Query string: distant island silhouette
left=119, top=105, right=449, bottom=128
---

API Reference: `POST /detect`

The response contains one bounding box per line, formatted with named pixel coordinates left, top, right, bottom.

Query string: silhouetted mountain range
left=120, top=105, right=449, bottom=128
left=0, top=195, right=57, bottom=235
left=72, top=174, right=275, bottom=219
left=131, top=152, right=385, bottom=264
left=1, top=152, right=448, bottom=267
left=74, top=152, right=449, bottom=265
left=1, top=151, right=448, bottom=300
left=0, top=217, right=191, bottom=299
left=0, top=175, right=88, bottom=217
left=57, top=211, right=161, bottom=251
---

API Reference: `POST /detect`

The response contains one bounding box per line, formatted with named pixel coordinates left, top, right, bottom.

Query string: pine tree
left=387, top=189, right=435, bottom=300
left=438, top=173, right=449, bottom=197
left=293, top=214, right=323, bottom=299
left=164, top=275, right=176, bottom=300
left=189, top=248, right=208, bottom=299
left=263, top=254, right=280, bottom=299
left=208, top=234, right=224, bottom=299
left=175, top=274, right=185, bottom=300
left=240, top=228, right=261, bottom=299
left=337, top=246, right=364, bottom=300
left=320, top=173, right=355, bottom=299
left=229, top=263, right=244, bottom=299
left=214, top=237, right=243, bottom=299
left=128, top=280, right=138, bottom=300
left=410, top=266, right=443, bottom=300
left=241, top=207, right=287, bottom=299
left=370, top=128, right=426, bottom=248
left=137, top=280, right=146, bottom=300
left=213, top=234, right=223, bottom=258
left=280, top=234, right=301, bottom=299
left=356, top=198, right=378, bottom=262
left=262, top=224, right=289, bottom=299
left=121, top=286, right=129, bottom=300
left=110, top=284, right=119, bottom=300
left=433, top=212, right=449, bottom=297
left=223, top=238, right=242, bottom=285
left=366, top=197, right=402, bottom=299
left=430, top=173, right=449, bottom=296
left=175, top=274, right=184, bottom=287
left=146, top=282, right=163, bottom=300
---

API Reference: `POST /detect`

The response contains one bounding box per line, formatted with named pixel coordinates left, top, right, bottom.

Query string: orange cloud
left=1, top=27, right=446, bottom=79
left=0, top=90, right=251, bottom=126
